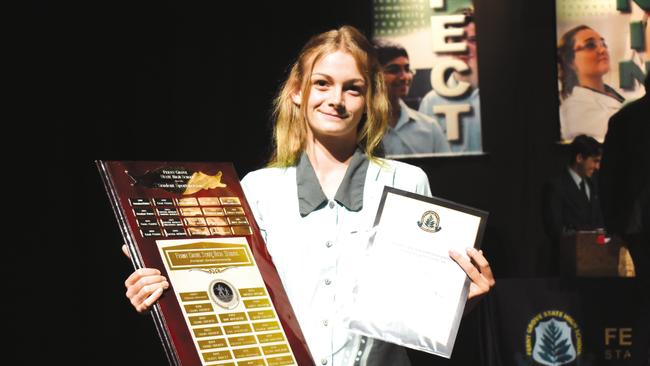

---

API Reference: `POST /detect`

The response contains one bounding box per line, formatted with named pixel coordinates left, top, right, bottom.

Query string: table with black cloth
left=478, top=277, right=650, bottom=366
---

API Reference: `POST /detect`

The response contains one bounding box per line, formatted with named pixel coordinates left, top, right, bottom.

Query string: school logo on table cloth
left=525, top=310, right=582, bottom=366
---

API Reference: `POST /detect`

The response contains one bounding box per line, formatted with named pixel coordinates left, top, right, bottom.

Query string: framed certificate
left=345, top=186, right=488, bottom=358
left=97, top=161, right=313, bottom=366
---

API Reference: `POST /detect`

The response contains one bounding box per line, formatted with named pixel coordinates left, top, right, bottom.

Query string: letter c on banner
left=430, top=58, right=471, bottom=97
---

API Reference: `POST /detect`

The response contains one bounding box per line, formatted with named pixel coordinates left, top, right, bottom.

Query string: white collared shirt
left=383, top=99, right=450, bottom=156
left=567, top=167, right=590, bottom=200
left=241, top=158, right=431, bottom=366
left=418, top=88, right=482, bottom=153
left=560, top=86, right=623, bottom=142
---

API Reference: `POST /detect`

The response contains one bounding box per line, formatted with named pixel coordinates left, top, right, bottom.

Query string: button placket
left=318, top=198, right=348, bottom=364
left=315, top=207, right=336, bottom=365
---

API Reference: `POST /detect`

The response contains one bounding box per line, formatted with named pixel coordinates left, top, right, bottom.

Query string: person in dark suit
left=543, top=135, right=605, bottom=245
left=599, top=74, right=649, bottom=278
left=599, top=74, right=650, bottom=366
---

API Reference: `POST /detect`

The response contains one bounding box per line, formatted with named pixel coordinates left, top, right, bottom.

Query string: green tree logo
left=417, top=211, right=442, bottom=233
left=533, top=319, right=576, bottom=366
left=425, top=215, right=436, bottom=228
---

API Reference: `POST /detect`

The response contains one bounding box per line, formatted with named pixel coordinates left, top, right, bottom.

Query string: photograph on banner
left=556, top=0, right=648, bottom=143
left=372, top=0, right=483, bottom=158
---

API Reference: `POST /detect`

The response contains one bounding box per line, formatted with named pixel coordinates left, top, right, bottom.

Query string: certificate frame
left=352, top=185, right=489, bottom=358
left=97, top=161, right=314, bottom=366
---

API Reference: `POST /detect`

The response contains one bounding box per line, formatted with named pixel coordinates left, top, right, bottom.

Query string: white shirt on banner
left=418, top=88, right=482, bottom=154
left=383, top=99, right=450, bottom=156
left=560, top=85, right=623, bottom=142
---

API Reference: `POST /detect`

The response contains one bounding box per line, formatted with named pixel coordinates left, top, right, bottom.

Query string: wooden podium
left=559, top=231, right=635, bottom=277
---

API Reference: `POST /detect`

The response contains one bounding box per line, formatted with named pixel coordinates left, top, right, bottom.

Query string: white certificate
left=344, top=186, right=488, bottom=358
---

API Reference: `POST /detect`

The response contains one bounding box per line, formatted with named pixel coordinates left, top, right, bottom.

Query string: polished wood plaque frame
left=97, top=161, right=313, bottom=366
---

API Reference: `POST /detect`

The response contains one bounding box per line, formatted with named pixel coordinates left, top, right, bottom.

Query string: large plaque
left=97, top=161, right=314, bottom=366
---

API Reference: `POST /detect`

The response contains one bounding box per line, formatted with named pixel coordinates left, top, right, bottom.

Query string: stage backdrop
left=372, top=0, right=484, bottom=157
left=555, top=0, right=648, bottom=143
left=479, top=278, right=650, bottom=366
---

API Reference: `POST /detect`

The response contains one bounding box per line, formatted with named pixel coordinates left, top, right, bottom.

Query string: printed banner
left=372, top=0, right=483, bottom=157
left=556, top=0, right=649, bottom=142
left=480, top=278, right=649, bottom=366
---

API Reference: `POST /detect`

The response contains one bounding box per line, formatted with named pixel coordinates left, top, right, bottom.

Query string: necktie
left=579, top=179, right=589, bottom=201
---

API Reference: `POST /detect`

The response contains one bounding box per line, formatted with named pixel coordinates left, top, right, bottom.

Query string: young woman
left=557, top=25, right=624, bottom=142
left=124, top=25, right=495, bottom=366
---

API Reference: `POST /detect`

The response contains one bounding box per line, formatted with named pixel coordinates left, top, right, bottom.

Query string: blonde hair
left=268, top=25, right=389, bottom=167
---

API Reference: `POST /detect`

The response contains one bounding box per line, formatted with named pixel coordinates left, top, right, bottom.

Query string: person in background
left=374, top=41, right=450, bottom=155
left=542, top=135, right=605, bottom=245
left=600, top=73, right=649, bottom=279
left=557, top=25, right=624, bottom=142
left=600, top=72, right=650, bottom=366
left=418, top=6, right=482, bottom=153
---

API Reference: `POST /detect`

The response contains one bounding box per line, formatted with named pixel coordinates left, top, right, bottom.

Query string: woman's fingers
left=142, top=288, right=164, bottom=310
left=125, top=268, right=161, bottom=287
left=124, top=268, right=169, bottom=313
left=449, top=249, right=479, bottom=279
left=449, top=248, right=495, bottom=299
left=130, top=279, right=169, bottom=313
left=122, top=244, right=131, bottom=259
left=466, top=248, right=496, bottom=287
left=126, top=274, right=168, bottom=299
left=134, top=284, right=167, bottom=313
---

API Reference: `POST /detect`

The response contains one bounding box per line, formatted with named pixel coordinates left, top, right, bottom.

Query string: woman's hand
left=449, top=247, right=495, bottom=314
left=123, top=245, right=169, bottom=313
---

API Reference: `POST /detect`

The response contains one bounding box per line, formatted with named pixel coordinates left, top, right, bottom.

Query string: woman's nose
left=328, top=88, right=345, bottom=108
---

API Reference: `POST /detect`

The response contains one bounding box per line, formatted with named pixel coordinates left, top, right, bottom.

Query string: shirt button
left=324, top=279, right=331, bottom=285
left=325, top=241, right=333, bottom=248
left=321, top=358, right=328, bottom=365
left=328, top=201, right=335, bottom=209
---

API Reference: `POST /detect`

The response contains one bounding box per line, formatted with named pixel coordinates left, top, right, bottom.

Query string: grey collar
left=296, top=149, right=369, bottom=217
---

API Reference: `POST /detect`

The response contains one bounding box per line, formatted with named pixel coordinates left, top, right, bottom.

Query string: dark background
left=30, top=0, right=575, bottom=364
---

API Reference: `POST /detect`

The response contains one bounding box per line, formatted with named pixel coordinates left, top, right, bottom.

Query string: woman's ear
left=291, top=91, right=302, bottom=106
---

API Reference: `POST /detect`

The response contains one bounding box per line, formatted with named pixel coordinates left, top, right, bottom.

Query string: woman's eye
left=314, top=80, right=328, bottom=88
left=347, top=86, right=363, bottom=95
left=584, top=41, right=597, bottom=50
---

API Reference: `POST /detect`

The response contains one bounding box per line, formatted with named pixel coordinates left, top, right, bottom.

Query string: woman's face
left=572, top=28, right=610, bottom=79
left=295, top=50, right=367, bottom=142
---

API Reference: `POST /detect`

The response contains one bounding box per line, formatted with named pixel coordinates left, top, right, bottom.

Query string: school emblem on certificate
left=417, top=210, right=442, bottom=233
left=97, top=161, right=314, bottom=366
